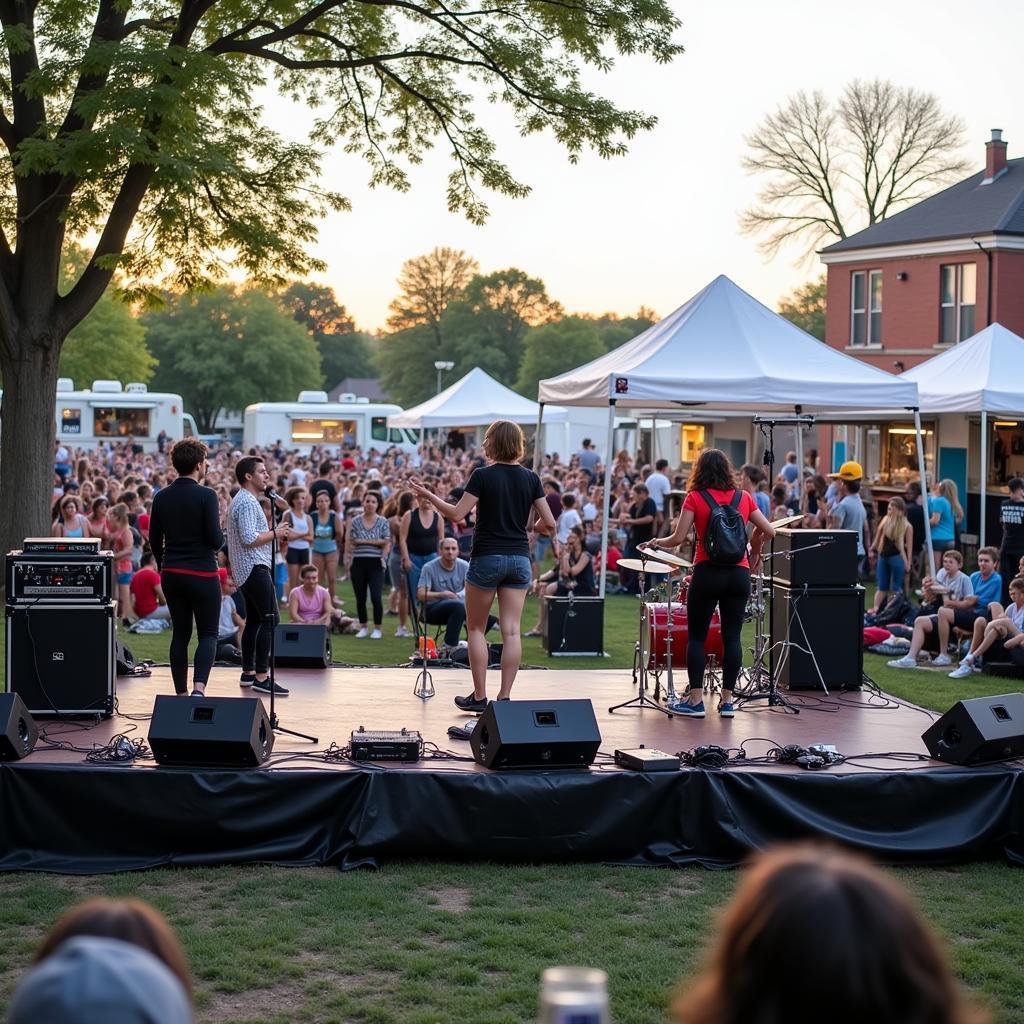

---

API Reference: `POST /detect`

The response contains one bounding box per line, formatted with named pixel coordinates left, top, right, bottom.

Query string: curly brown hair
left=686, top=449, right=736, bottom=493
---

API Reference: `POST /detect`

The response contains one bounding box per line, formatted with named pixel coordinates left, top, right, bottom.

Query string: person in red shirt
left=640, top=448, right=774, bottom=719
left=129, top=552, right=170, bottom=626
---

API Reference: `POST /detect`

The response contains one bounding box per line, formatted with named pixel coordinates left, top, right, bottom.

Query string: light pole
left=434, top=360, right=454, bottom=395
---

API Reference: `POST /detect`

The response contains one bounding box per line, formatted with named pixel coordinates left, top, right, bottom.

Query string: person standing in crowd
left=148, top=439, right=224, bottom=696
left=410, top=420, right=557, bottom=711
left=644, top=458, right=672, bottom=535
left=997, top=477, right=1024, bottom=606
left=311, top=489, right=343, bottom=601
left=615, top=482, right=656, bottom=594
left=51, top=494, right=91, bottom=537
left=927, top=477, right=957, bottom=558
left=576, top=438, right=600, bottom=484
left=387, top=491, right=414, bottom=637
left=87, top=495, right=110, bottom=538
left=308, top=460, right=340, bottom=513
left=672, top=843, right=987, bottom=1024
left=904, top=481, right=927, bottom=582
left=740, top=463, right=771, bottom=519
left=642, top=448, right=774, bottom=718
left=227, top=455, right=295, bottom=696
left=281, top=486, right=314, bottom=597
left=868, top=495, right=913, bottom=613
left=827, top=461, right=868, bottom=564
left=399, top=493, right=444, bottom=618
left=104, top=502, right=135, bottom=625
left=344, top=490, right=391, bottom=639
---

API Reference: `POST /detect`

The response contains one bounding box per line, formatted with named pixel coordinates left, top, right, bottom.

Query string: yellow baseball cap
left=827, top=460, right=863, bottom=481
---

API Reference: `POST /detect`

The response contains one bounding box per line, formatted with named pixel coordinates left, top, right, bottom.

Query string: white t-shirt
left=287, top=467, right=308, bottom=487
left=936, top=567, right=973, bottom=602
left=644, top=471, right=671, bottom=512
left=556, top=508, right=582, bottom=544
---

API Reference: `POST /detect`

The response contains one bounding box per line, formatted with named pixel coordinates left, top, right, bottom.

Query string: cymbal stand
left=609, top=559, right=673, bottom=717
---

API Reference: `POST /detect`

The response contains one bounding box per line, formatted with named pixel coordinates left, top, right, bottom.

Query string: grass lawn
left=1, top=575, right=1021, bottom=1022
left=0, top=861, right=1019, bottom=1023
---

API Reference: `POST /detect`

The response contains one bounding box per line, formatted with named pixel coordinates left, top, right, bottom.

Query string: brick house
left=820, top=130, right=1024, bottom=371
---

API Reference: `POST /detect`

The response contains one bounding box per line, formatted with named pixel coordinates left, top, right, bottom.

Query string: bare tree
left=386, top=248, right=480, bottom=344
left=742, top=79, right=970, bottom=259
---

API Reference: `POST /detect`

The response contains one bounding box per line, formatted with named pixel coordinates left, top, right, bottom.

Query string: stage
left=1, top=666, right=1022, bottom=872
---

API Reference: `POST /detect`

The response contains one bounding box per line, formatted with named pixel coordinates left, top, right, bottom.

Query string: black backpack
left=699, top=490, right=747, bottom=565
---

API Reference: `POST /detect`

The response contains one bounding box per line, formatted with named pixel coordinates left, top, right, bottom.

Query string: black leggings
left=686, top=562, right=750, bottom=694
left=162, top=571, right=221, bottom=694
left=239, top=565, right=279, bottom=674
left=350, top=557, right=384, bottom=625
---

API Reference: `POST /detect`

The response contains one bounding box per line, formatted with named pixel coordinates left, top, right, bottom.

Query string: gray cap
left=8, top=935, right=192, bottom=1024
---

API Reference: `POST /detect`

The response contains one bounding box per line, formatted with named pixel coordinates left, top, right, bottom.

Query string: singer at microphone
left=265, top=486, right=289, bottom=511
left=224, top=455, right=294, bottom=697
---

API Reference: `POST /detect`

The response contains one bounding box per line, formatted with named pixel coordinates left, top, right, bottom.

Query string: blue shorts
left=117, top=571, right=133, bottom=585
left=467, top=554, right=532, bottom=590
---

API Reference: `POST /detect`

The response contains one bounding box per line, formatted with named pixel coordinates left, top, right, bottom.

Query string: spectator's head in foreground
left=673, top=843, right=985, bottom=1024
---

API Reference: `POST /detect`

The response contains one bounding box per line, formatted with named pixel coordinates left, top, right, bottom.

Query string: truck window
left=291, top=418, right=356, bottom=444
left=93, top=407, right=151, bottom=438
left=371, top=416, right=389, bottom=442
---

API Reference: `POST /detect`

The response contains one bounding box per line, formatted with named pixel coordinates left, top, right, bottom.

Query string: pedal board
left=350, top=727, right=423, bottom=762
left=614, top=747, right=680, bottom=772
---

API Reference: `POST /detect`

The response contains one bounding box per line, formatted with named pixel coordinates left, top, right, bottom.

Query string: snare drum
left=641, top=602, right=723, bottom=671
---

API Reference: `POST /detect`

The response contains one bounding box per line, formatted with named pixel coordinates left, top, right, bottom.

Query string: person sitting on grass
left=672, top=843, right=987, bottom=1024
left=288, top=563, right=354, bottom=633
left=888, top=549, right=973, bottom=669
left=932, top=546, right=1003, bottom=669
left=948, top=575, right=1024, bottom=679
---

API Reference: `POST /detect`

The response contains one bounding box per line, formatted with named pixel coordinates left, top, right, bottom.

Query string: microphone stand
left=266, top=496, right=318, bottom=743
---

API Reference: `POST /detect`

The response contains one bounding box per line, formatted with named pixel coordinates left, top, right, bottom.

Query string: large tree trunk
left=0, top=335, right=63, bottom=562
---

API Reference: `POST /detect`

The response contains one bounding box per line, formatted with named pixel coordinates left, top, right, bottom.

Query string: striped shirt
left=227, top=489, right=270, bottom=585
left=349, top=514, right=389, bottom=559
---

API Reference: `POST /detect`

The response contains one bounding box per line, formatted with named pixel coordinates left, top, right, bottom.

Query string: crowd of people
left=5, top=842, right=990, bottom=1022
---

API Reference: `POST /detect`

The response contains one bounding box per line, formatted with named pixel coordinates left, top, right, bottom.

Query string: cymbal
left=773, top=514, right=804, bottom=529
left=644, top=547, right=693, bottom=569
left=616, top=558, right=673, bottom=574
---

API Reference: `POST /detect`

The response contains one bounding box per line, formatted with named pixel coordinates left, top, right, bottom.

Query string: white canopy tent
left=537, top=275, right=926, bottom=594
left=901, top=322, right=1024, bottom=547
left=389, top=366, right=540, bottom=429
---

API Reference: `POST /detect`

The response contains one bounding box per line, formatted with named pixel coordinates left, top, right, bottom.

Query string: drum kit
left=610, top=547, right=721, bottom=717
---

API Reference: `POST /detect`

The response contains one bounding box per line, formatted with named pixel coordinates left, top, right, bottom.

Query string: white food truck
left=243, top=391, right=419, bottom=454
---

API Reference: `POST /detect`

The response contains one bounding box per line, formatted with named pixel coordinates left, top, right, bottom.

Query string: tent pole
left=599, top=400, right=616, bottom=599
left=914, top=409, right=936, bottom=576
left=532, top=401, right=545, bottom=473
left=794, top=405, right=803, bottom=496
left=980, top=410, right=988, bottom=549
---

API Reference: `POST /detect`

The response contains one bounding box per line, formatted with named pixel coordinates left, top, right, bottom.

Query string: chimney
left=984, top=129, right=1008, bottom=183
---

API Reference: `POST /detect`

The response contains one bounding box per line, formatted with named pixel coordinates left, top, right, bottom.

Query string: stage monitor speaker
left=545, top=596, right=605, bottom=656
left=0, top=692, right=38, bottom=761
left=5, top=602, right=115, bottom=716
left=922, top=693, right=1024, bottom=765
left=770, top=585, right=864, bottom=691
left=274, top=624, right=331, bottom=668
left=771, top=529, right=858, bottom=588
left=471, top=699, right=601, bottom=769
left=148, top=694, right=273, bottom=767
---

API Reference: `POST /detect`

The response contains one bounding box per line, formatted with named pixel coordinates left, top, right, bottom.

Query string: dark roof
left=328, top=377, right=388, bottom=402
left=821, top=158, right=1024, bottom=254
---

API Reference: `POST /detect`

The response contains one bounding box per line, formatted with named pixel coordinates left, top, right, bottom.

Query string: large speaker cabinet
left=148, top=694, right=273, bottom=767
left=545, top=597, right=605, bottom=656
left=5, top=603, right=115, bottom=716
left=922, top=693, right=1024, bottom=765
left=771, top=529, right=859, bottom=588
left=274, top=623, right=331, bottom=668
left=770, top=585, right=864, bottom=691
left=471, top=699, right=601, bottom=769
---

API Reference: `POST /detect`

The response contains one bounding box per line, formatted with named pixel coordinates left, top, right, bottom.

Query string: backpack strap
left=698, top=490, right=721, bottom=512
left=728, top=490, right=743, bottom=510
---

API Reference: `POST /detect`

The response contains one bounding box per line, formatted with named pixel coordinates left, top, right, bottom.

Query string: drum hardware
left=610, top=555, right=676, bottom=718
left=771, top=513, right=805, bottom=530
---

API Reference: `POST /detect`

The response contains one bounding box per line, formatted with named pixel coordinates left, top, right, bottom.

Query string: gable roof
left=821, top=158, right=1024, bottom=255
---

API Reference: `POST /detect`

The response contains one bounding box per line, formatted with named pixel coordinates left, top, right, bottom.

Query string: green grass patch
left=0, top=862, right=1017, bottom=1023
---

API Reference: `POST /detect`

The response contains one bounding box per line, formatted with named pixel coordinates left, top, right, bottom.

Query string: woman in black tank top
left=400, top=499, right=444, bottom=611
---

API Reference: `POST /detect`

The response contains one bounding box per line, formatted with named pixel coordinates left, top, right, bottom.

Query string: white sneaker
left=932, top=653, right=953, bottom=666
left=948, top=660, right=974, bottom=679
left=395, top=626, right=411, bottom=638
left=355, top=627, right=369, bottom=639
left=887, top=655, right=918, bottom=669
left=371, top=628, right=382, bottom=640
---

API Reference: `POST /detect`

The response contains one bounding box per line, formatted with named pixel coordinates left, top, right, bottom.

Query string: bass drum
left=641, top=602, right=723, bottom=671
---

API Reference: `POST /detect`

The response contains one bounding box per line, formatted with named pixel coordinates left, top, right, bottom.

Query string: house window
left=940, top=263, right=976, bottom=343
left=850, top=270, right=882, bottom=345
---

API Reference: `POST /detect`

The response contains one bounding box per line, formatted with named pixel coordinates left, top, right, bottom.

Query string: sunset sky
left=271, top=0, right=1024, bottom=333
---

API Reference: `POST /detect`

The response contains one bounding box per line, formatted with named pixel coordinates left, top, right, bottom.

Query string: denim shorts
left=467, top=553, right=532, bottom=590
left=875, top=553, right=906, bottom=592
left=117, top=571, right=133, bottom=585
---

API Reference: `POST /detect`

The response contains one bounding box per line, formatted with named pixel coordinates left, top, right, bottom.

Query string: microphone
left=265, top=486, right=283, bottom=502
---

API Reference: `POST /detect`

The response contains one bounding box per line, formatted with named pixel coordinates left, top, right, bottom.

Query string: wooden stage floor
left=27, top=664, right=949, bottom=774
